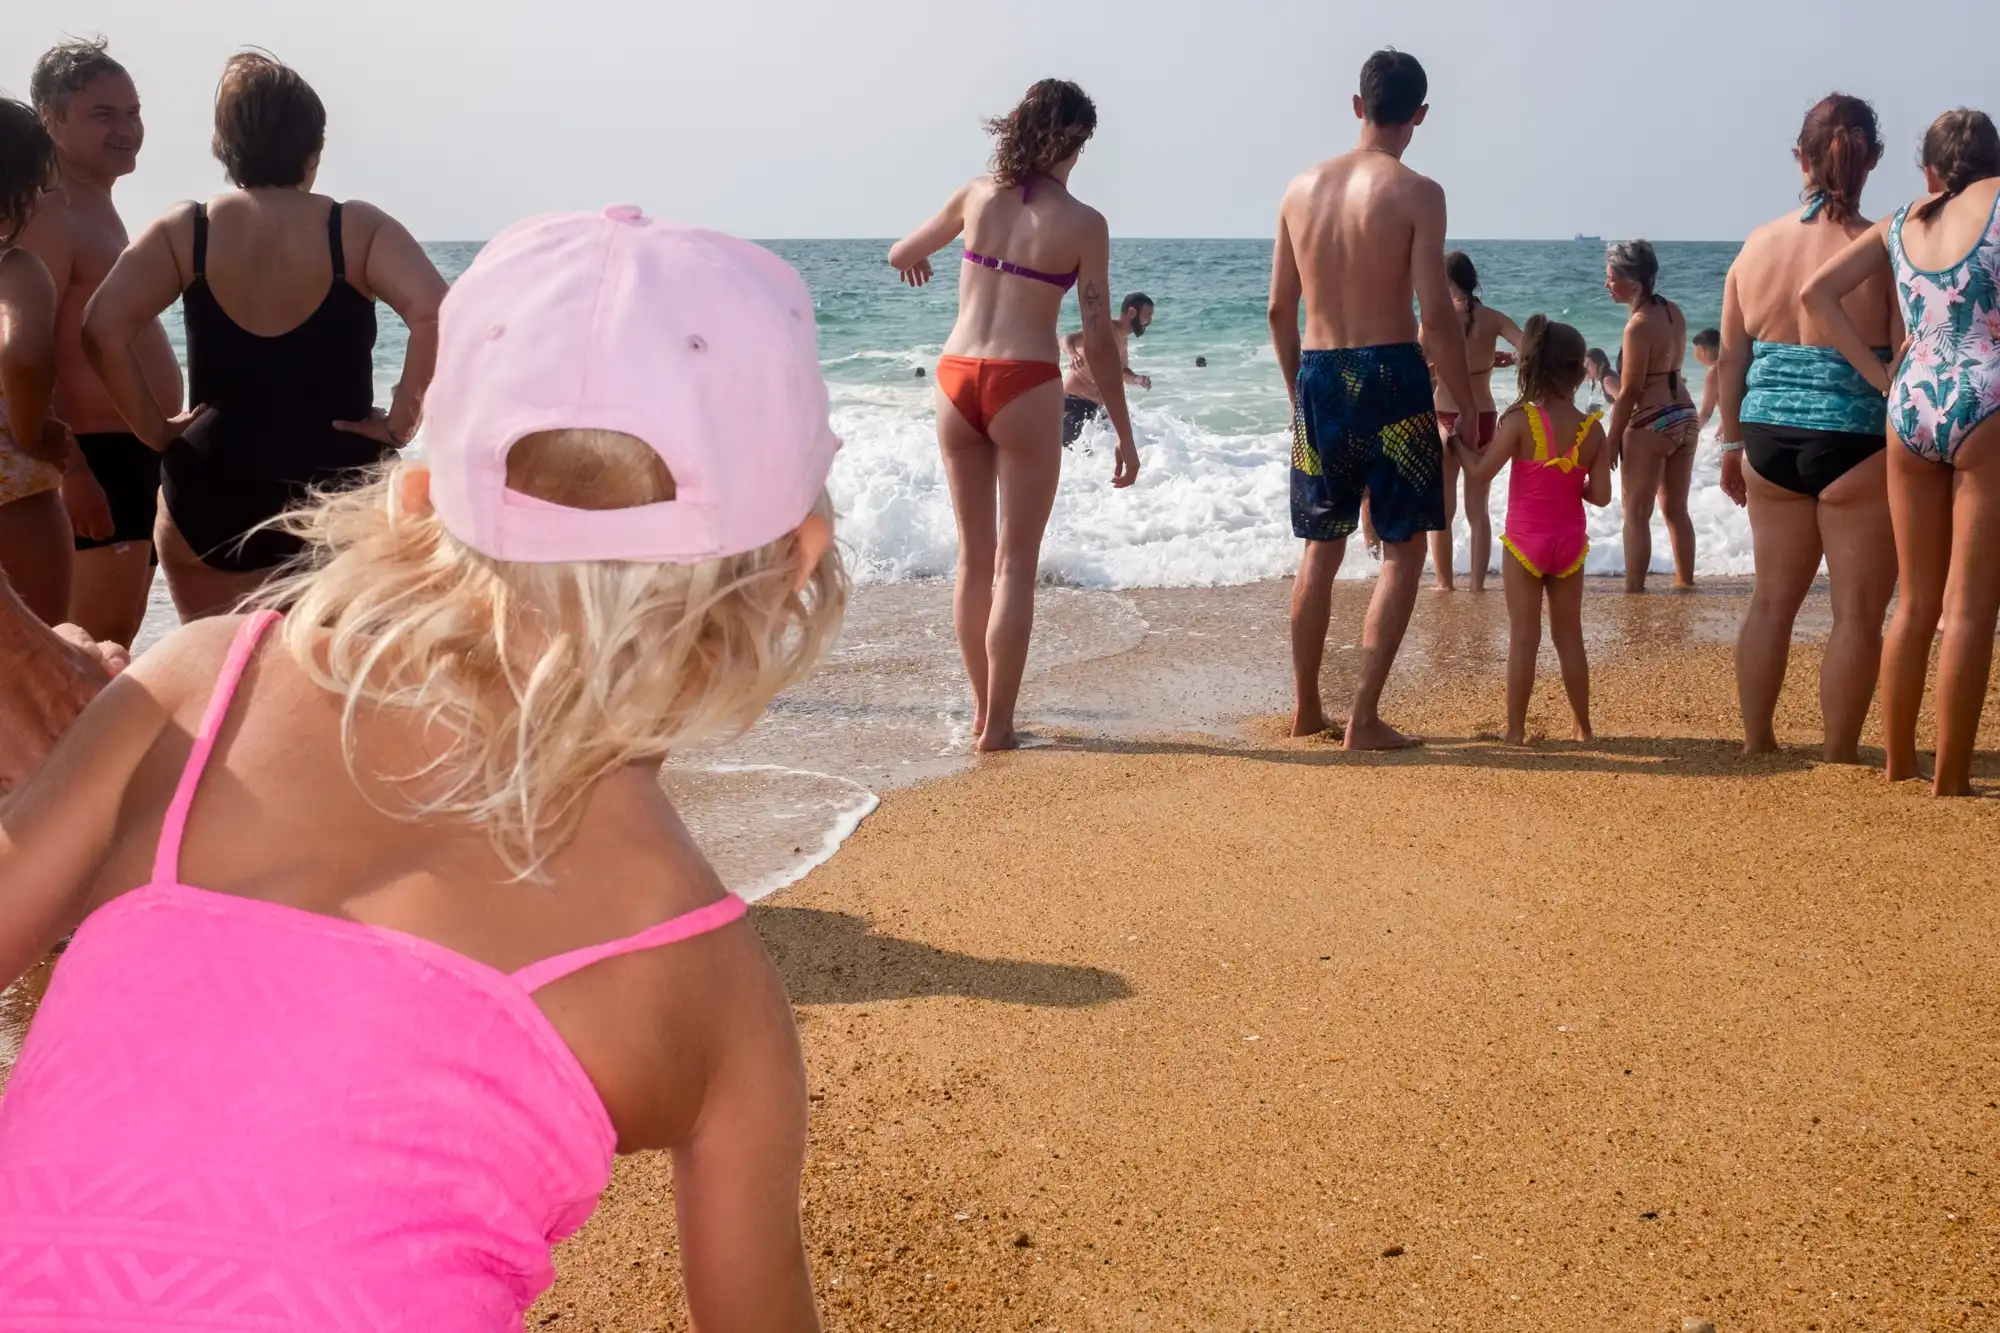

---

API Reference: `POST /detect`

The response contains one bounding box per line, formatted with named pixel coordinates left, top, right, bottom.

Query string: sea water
left=135, top=238, right=1746, bottom=895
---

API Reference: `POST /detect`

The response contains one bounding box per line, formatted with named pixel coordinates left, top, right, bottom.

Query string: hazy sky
left=8, top=0, right=1997, bottom=242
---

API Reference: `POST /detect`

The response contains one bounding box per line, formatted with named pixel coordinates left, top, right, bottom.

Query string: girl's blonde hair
left=255, top=428, right=848, bottom=880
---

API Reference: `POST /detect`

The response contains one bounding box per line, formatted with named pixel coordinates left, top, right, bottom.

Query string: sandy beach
left=534, top=579, right=1997, bottom=1331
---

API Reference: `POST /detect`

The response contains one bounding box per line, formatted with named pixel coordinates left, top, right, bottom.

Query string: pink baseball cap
left=422, top=206, right=840, bottom=564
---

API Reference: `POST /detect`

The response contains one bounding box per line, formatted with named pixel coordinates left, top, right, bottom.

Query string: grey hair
left=29, top=38, right=127, bottom=117
left=1605, top=239, right=1661, bottom=303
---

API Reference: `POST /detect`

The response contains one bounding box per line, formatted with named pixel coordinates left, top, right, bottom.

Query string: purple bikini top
left=960, top=174, right=1081, bottom=292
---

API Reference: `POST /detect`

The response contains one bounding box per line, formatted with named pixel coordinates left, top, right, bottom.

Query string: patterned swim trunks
left=1290, top=344, right=1445, bottom=545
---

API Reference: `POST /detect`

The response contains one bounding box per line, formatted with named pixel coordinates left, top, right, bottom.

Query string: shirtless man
left=1061, top=292, right=1153, bottom=446
left=1269, top=49, right=1476, bottom=749
left=21, top=41, right=185, bottom=648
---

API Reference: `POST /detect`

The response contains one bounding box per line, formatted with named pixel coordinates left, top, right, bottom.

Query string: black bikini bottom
left=1742, top=422, right=1883, bottom=498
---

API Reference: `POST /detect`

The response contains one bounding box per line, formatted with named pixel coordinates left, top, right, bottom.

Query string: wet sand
left=539, top=579, right=1998, bottom=1331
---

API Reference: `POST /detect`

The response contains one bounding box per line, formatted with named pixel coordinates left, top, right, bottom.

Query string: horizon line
left=409, top=235, right=1742, bottom=247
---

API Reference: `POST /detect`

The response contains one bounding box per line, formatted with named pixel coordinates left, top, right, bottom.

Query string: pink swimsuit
left=1500, top=405, right=1601, bottom=579
left=0, top=611, right=747, bottom=1330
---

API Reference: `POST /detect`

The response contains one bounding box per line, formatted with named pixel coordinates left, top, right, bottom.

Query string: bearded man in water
left=1060, top=292, right=1154, bottom=446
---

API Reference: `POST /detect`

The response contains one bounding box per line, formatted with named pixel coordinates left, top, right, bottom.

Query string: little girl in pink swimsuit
left=1457, top=316, right=1613, bottom=745
left=0, top=208, right=845, bottom=1330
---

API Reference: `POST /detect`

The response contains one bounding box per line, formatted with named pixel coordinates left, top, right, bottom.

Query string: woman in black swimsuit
left=82, top=52, right=446, bottom=619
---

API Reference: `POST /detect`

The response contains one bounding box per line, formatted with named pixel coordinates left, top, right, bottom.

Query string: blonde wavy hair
left=254, top=428, right=848, bottom=880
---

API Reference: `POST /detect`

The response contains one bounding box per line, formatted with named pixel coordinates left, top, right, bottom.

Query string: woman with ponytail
left=1805, top=107, right=2000, bottom=795
left=888, top=79, right=1138, bottom=751
left=1715, top=93, right=1899, bottom=764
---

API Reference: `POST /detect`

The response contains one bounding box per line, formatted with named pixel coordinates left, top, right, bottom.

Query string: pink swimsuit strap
left=154, top=610, right=747, bottom=988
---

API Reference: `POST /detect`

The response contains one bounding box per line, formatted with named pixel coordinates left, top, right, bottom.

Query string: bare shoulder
left=15, top=191, right=76, bottom=260
left=122, top=615, right=260, bottom=718
left=332, top=198, right=395, bottom=234
left=1403, top=166, right=1445, bottom=201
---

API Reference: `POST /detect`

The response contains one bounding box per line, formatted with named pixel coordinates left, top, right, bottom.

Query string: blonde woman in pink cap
left=0, top=207, right=844, bottom=1330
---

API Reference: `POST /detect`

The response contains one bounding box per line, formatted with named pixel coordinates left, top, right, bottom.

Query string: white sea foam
left=828, top=384, right=1761, bottom=589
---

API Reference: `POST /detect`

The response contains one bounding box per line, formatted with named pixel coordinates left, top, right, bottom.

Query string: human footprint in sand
left=1457, top=317, right=1612, bottom=744
left=1268, top=48, right=1478, bottom=749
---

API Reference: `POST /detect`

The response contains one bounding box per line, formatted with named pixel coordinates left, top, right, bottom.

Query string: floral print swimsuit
left=0, top=395, right=65, bottom=508
left=1888, top=187, right=2000, bottom=465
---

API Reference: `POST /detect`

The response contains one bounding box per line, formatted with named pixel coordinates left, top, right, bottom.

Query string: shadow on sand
left=753, top=906, right=1132, bottom=1008
left=1035, top=731, right=1831, bottom=778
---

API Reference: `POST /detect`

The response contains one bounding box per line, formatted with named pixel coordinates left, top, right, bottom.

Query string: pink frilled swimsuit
left=1500, top=405, right=1601, bottom=579
left=0, top=611, right=746, bottom=1330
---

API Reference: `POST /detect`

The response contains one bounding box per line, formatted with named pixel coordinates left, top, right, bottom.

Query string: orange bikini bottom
left=935, top=356, right=1061, bottom=436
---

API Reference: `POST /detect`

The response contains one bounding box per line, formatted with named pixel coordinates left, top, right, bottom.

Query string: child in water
left=0, top=209, right=844, bottom=1330
left=1456, top=316, right=1612, bottom=744
left=1691, top=326, right=1722, bottom=429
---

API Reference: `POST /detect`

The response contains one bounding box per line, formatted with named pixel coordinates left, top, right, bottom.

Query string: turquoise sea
left=154, top=237, right=1742, bottom=593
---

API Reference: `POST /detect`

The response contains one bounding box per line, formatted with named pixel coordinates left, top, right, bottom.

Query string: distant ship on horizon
left=1574, top=233, right=1602, bottom=243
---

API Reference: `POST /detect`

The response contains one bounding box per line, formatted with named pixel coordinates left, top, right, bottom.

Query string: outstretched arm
left=888, top=183, right=972, bottom=287
left=1267, top=200, right=1303, bottom=411
left=1412, top=183, right=1477, bottom=423
left=1458, top=408, right=1520, bottom=486
left=1077, top=215, right=1139, bottom=487
left=81, top=207, right=199, bottom=450
left=1802, top=217, right=1895, bottom=392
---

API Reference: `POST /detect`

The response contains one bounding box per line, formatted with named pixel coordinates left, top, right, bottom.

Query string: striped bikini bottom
left=1629, top=401, right=1700, bottom=453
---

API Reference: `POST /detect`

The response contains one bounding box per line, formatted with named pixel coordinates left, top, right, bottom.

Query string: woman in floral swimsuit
left=1806, top=107, right=2000, bottom=796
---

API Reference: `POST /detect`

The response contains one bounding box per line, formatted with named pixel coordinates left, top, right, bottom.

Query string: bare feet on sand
left=1343, top=715, right=1422, bottom=751
left=1573, top=724, right=1594, bottom=743
left=1290, top=704, right=1341, bottom=739
left=975, top=729, right=1028, bottom=753
left=1503, top=728, right=1527, bottom=746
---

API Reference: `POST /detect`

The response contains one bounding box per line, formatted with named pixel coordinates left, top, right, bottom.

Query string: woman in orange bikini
left=890, top=79, right=1138, bottom=751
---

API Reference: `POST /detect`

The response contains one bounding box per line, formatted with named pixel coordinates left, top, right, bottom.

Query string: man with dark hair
left=1060, top=292, right=1154, bottom=447
left=20, top=39, right=186, bottom=649
left=1268, top=47, right=1476, bottom=749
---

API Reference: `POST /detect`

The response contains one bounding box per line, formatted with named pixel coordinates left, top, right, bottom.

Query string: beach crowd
left=0, top=33, right=1995, bottom=1331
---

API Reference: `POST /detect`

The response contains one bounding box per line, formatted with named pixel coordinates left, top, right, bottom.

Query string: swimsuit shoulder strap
left=191, top=202, right=208, bottom=281
left=1576, top=410, right=1603, bottom=448
left=327, top=201, right=346, bottom=281
left=1525, top=403, right=1553, bottom=461
left=152, top=611, right=283, bottom=885
left=512, top=894, right=749, bottom=993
